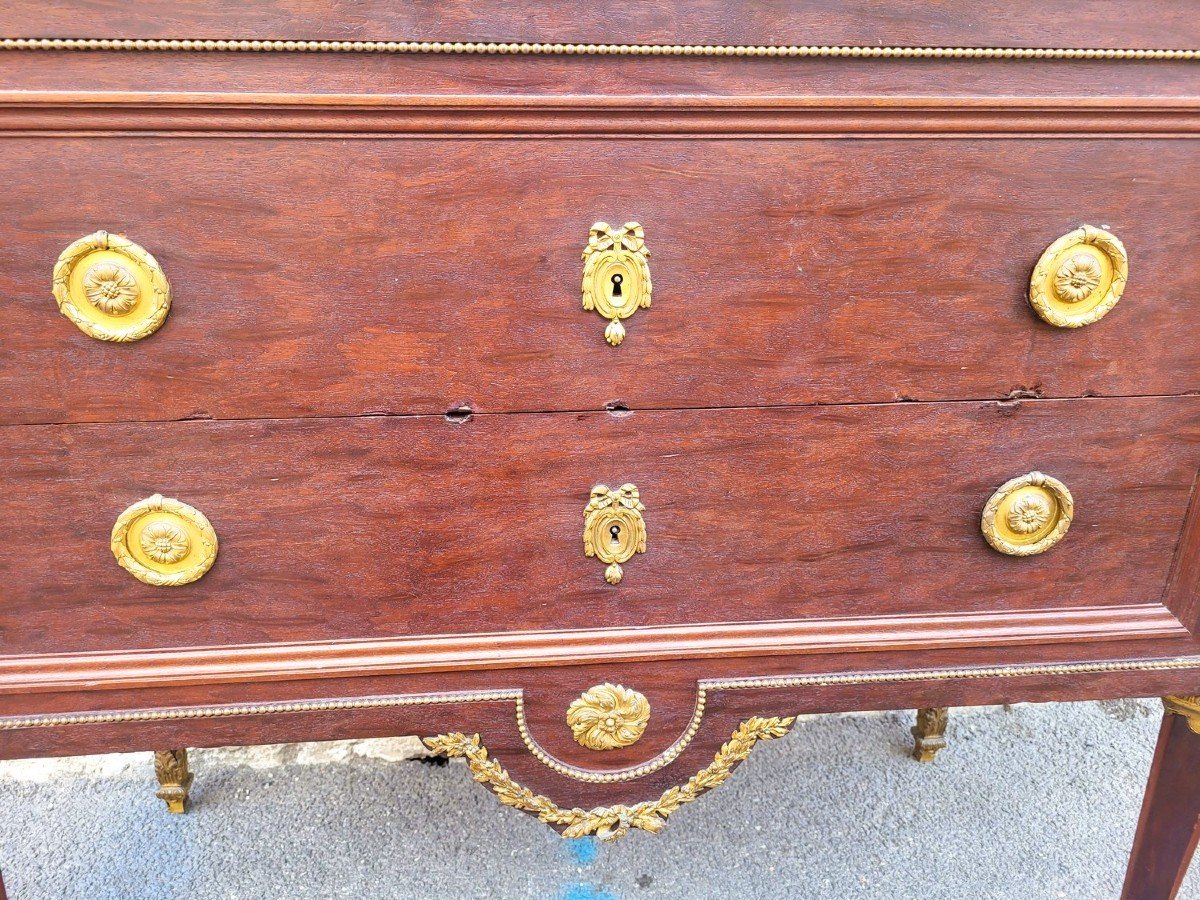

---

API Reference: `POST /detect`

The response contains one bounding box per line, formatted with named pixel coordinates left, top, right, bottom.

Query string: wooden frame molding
left=2, top=94, right=1199, bottom=138
left=1164, top=472, right=1200, bottom=634
left=0, top=604, right=1186, bottom=696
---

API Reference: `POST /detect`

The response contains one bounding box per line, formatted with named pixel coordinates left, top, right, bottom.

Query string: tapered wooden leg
left=0, top=865, right=7, bottom=900
left=911, top=707, right=949, bottom=763
left=154, top=749, right=194, bottom=814
left=1123, top=697, right=1200, bottom=900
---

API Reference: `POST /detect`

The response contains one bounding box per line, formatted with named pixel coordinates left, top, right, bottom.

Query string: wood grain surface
left=0, top=397, right=1196, bottom=660
left=0, top=137, right=1197, bottom=425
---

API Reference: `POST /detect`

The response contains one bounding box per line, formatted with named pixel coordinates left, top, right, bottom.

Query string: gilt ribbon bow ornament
left=586, top=222, right=647, bottom=255
left=581, top=222, right=652, bottom=346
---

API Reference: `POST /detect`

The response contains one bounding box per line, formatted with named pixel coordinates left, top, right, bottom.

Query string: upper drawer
left=0, top=136, right=1197, bottom=425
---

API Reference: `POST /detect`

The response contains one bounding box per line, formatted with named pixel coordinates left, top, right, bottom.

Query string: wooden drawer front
left=0, top=396, right=1196, bottom=661
left=0, top=137, right=1196, bottom=425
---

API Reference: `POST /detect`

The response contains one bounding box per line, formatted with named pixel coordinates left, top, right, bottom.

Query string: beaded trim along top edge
left=0, top=38, right=1198, bottom=60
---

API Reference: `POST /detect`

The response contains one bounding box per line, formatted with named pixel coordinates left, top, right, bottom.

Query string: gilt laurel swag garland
left=424, top=717, right=795, bottom=841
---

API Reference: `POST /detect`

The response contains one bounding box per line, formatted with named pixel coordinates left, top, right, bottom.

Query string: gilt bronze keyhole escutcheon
left=581, top=222, right=652, bottom=346
left=583, top=483, right=647, bottom=584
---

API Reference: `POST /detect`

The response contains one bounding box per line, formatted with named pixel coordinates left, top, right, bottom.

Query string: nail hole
left=605, top=400, right=632, bottom=418
left=1006, top=385, right=1044, bottom=401
left=445, top=406, right=473, bottom=424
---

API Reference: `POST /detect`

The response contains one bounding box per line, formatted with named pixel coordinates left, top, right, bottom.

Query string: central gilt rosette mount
left=566, top=683, right=651, bottom=751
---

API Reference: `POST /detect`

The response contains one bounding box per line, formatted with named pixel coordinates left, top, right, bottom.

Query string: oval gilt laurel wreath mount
left=1028, top=225, right=1128, bottom=328
left=981, top=472, right=1074, bottom=557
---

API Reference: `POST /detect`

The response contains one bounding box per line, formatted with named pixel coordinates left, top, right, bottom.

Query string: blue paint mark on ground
left=563, top=885, right=617, bottom=900
left=567, top=837, right=600, bottom=865
left=562, top=839, right=615, bottom=898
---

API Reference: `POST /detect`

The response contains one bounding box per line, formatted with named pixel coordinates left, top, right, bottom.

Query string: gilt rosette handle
left=981, top=471, right=1073, bottom=557
left=52, top=230, right=171, bottom=341
left=1028, top=225, right=1127, bottom=328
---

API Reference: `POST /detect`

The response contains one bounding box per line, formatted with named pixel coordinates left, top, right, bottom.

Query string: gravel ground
left=1, top=699, right=1195, bottom=899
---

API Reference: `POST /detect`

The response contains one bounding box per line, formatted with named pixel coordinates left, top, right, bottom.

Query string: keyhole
left=609, top=523, right=622, bottom=546
left=610, top=273, right=624, bottom=302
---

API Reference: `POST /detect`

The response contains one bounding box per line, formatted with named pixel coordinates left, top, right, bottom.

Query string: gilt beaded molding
left=1, top=38, right=1199, bottom=60
left=0, top=690, right=524, bottom=731
left=517, top=690, right=707, bottom=783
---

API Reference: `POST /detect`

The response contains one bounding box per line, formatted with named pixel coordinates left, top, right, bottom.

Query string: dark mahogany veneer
left=1, top=2, right=1200, bottom=896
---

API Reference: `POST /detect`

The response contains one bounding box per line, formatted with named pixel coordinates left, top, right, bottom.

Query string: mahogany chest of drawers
left=1, top=3, right=1200, bottom=896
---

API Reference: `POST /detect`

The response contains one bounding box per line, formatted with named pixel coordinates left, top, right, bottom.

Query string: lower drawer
left=1, top=397, right=1197, bottom=665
